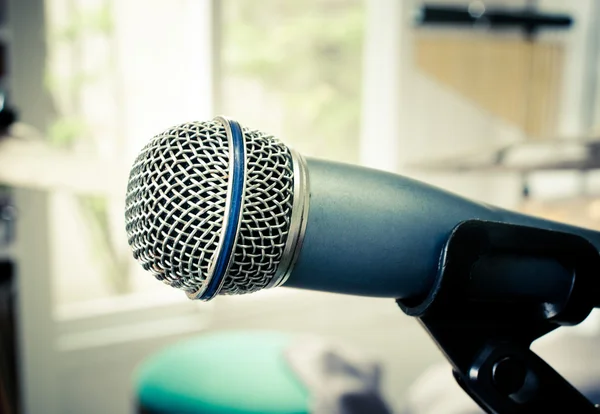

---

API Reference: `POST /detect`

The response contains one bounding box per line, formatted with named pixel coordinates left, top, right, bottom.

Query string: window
left=44, top=0, right=213, bottom=311
left=42, top=0, right=366, bottom=312
left=220, top=0, right=365, bottom=164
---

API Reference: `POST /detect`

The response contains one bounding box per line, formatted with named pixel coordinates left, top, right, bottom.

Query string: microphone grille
left=124, top=119, right=299, bottom=299
left=223, top=128, right=294, bottom=295
left=125, top=120, right=230, bottom=292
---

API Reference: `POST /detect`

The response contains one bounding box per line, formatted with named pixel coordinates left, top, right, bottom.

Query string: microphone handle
left=285, top=158, right=600, bottom=301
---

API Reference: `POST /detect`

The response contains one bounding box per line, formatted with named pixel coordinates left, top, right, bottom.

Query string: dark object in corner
left=0, top=261, right=19, bottom=414
left=0, top=106, right=16, bottom=136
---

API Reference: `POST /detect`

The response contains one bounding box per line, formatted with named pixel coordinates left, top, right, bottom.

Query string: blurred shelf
left=0, top=130, right=125, bottom=196
left=416, top=4, right=573, bottom=33
left=409, top=138, right=600, bottom=173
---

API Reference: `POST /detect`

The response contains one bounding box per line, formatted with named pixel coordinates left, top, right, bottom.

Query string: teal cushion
left=136, top=331, right=309, bottom=414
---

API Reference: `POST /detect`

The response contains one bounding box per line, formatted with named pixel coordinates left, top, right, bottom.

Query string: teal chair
left=135, top=331, right=309, bottom=414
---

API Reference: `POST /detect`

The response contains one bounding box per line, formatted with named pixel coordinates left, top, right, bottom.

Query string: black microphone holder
left=398, top=220, right=600, bottom=413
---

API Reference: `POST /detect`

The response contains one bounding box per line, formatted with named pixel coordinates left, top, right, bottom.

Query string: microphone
left=124, top=116, right=600, bottom=302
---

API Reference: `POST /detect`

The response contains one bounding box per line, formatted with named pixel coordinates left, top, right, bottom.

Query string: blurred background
left=3, top=0, right=600, bottom=413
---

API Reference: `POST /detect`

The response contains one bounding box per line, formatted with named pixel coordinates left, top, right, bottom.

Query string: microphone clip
left=397, top=220, right=600, bottom=413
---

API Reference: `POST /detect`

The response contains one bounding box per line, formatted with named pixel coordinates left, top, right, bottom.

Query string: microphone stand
left=397, top=220, right=600, bottom=413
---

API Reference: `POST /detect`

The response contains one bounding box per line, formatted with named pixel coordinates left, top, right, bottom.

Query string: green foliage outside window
left=222, top=0, right=364, bottom=163
left=46, top=1, right=131, bottom=295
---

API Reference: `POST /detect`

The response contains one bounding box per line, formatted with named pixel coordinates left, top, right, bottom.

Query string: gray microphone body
left=289, top=158, right=600, bottom=301
left=124, top=117, right=600, bottom=302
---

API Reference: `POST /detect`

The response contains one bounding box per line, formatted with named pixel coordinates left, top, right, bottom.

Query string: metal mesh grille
left=220, top=128, right=294, bottom=295
left=125, top=119, right=296, bottom=298
left=125, top=121, right=230, bottom=293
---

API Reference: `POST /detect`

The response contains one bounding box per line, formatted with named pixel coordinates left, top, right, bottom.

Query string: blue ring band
left=200, top=119, right=245, bottom=300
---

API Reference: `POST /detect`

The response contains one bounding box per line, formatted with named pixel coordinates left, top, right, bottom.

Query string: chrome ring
left=267, top=148, right=310, bottom=288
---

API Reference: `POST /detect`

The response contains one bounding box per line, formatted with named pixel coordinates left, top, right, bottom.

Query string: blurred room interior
left=3, top=0, right=600, bottom=413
